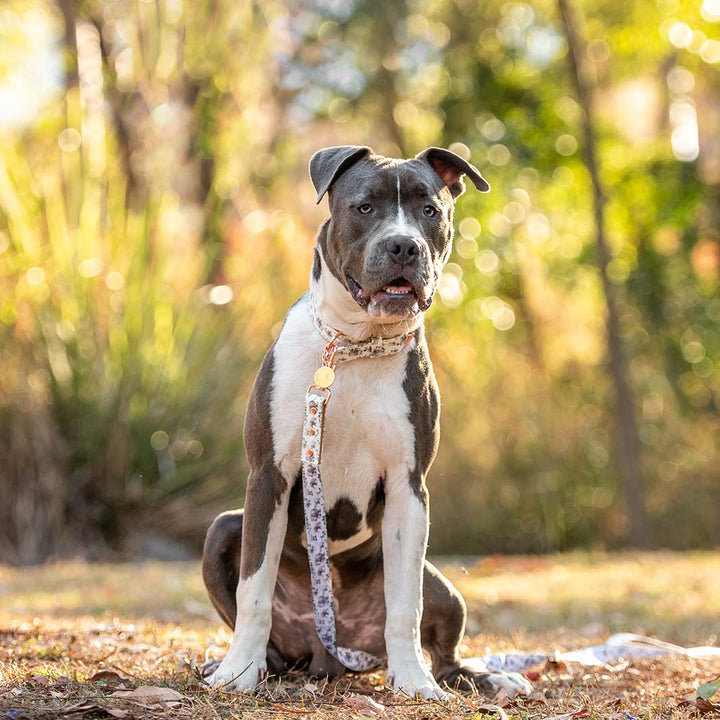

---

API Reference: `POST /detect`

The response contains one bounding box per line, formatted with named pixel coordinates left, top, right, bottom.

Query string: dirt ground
left=1, top=552, right=719, bottom=719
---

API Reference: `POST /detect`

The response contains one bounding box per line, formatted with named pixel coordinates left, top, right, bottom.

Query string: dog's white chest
left=321, top=352, right=415, bottom=489
left=269, top=297, right=416, bottom=552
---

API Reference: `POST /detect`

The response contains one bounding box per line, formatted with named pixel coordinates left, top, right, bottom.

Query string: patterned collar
left=307, top=291, right=414, bottom=363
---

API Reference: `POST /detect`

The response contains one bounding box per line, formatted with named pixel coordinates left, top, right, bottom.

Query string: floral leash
left=302, top=294, right=413, bottom=670
left=464, top=633, right=720, bottom=673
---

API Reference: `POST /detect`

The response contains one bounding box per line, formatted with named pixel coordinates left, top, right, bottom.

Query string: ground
left=1, top=552, right=719, bottom=719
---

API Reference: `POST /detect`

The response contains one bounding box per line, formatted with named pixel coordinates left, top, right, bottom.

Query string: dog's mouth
left=346, top=274, right=433, bottom=317
left=372, top=276, right=416, bottom=301
left=346, top=274, right=370, bottom=305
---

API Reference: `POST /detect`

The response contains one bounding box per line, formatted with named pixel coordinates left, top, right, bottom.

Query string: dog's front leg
left=207, top=469, right=290, bottom=692
left=382, top=470, right=445, bottom=700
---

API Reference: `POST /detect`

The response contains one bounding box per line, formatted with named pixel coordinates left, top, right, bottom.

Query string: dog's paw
left=387, top=663, right=447, bottom=700
left=482, top=670, right=533, bottom=697
left=205, top=657, right=266, bottom=692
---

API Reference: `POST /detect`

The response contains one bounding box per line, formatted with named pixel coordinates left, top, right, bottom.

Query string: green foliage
left=0, top=106, right=251, bottom=562
left=0, top=0, right=719, bottom=561
left=0, top=0, right=299, bottom=562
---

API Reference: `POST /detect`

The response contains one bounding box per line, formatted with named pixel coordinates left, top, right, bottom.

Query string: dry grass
left=1, top=552, right=719, bottom=719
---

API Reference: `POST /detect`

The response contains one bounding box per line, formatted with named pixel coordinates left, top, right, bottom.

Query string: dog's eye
left=423, top=205, right=438, bottom=217
left=358, top=203, right=373, bottom=214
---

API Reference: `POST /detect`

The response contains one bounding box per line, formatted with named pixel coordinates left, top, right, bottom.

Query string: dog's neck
left=309, top=247, right=424, bottom=342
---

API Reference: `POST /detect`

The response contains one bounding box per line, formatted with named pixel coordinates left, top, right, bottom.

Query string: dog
left=201, top=145, right=533, bottom=699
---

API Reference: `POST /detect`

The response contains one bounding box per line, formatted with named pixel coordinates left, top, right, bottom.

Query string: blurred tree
left=0, top=0, right=719, bottom=562
left=557, top=0, right=650, bottom=548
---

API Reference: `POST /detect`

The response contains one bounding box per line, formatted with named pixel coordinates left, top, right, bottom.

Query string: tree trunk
left=557, top=0, right=652, bottom=548
left=57, top=0, right=79, bottom=92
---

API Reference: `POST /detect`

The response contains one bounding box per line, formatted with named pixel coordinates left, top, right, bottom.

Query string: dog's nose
left=386, top=235, right=421, bottom=264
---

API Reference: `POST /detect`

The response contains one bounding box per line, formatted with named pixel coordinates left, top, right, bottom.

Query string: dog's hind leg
left=201, top=510, right=285, bottom=676
left=202, top=510, right=244, bottom=629
left=421, top=561, right=532, bottom=697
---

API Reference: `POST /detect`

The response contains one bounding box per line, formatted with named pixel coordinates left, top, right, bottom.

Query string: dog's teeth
left=384, top=286, right=411, bottom=295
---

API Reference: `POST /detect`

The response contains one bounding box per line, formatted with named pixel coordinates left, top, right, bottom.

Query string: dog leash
left=462, top=633, right=720, bottom=673
left=301, top=294, right=413, bottom=671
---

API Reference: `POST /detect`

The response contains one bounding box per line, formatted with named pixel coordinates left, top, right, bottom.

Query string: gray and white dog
left=202, top=146, right=532, bottom=699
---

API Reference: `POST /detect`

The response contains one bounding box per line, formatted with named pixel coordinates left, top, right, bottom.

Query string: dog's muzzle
left=346, top=235, right=434, bottom=317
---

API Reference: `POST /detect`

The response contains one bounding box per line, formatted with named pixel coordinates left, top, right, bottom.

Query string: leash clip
left=311, top=332, right=342, bottom=392
left=321, top=333, right=341, bottom=368
left=306, top=384, right=332, bottom=404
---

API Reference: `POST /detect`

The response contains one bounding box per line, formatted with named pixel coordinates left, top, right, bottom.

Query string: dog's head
left=309, top=146, right=489, bottom=322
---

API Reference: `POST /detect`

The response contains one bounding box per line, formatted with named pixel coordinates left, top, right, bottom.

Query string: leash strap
left=299, top=304, right=413, bottom=671
left=462, top=633, right=720, bottom=673
left=302, top=389, right=382, bottom=671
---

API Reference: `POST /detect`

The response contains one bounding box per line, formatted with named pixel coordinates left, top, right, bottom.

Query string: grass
left=1, top=552, right=719, bottom=719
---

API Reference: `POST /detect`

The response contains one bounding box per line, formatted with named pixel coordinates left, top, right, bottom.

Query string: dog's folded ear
left=416, top=147, right=490, bottom=197
left=309, top=145, right=372, bottom=204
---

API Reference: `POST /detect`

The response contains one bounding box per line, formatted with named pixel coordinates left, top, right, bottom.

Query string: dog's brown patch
left=327, top=497, right=363, bottom=541
left=403, top=327, right=439, bottom=504
left=240, top=347, right=288, bottom=579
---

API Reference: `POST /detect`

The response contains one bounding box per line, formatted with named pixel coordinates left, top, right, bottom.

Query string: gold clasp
left=310, top=332, right=342, bottom=392
left=321, top=332, right=341, bottom=369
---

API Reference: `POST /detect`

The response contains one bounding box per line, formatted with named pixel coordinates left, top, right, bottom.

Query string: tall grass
left=0, top=110, right=260, bottom=563
left=0, top=0, right=314, bottom=564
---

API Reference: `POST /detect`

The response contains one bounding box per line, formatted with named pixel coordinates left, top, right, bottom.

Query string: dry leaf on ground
left=89, top=670, right=128, bottom=685
left=26, top=673, right=50, bottom=687
left=695, top=698, right=720, bottom=715
left=344, top=693, right=386, bottom=717
left=474, top=704, right=510, bottom=720
left=543, top=704, right=590, bottom=720
left=61, top=702, right=129, bottom=717
left=491, top=687, right=512, bottom=707
left=109, top=685, right=186, bottom=708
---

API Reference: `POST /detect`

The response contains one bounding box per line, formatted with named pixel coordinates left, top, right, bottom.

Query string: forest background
left=1, top=0, right=719, bottom=565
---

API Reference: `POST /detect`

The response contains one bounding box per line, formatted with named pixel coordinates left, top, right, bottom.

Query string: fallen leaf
left=110, top=685, right=186, bottom=708
left=492, top=687, right=512, bottom=708
left=61, top=703, right=129, bottom=717
left=698, top=676, right=720, bottom=701
left=474, top=704, right=510, bottom=720
left=303, top=682, right=318, bottom=693
left=542, top=705, right=590, bottom=720
left=89, top=670, right=127, bottom=684
left=344, top=693, right=386, bottom=717
left=696, top=698, right=720, bottom=715
left=105, top=709, right=130, bottom=718
left=28, top=673, right=49, bottom=686
left=545, top=659, right=568, bottom=672
left=525, top=669, right=542, bottom=681
left=523, top=691, right=548, bottom=704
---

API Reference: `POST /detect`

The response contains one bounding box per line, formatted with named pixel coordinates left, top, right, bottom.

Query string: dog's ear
left=416, top=147, right=490, bottom=197
left=309, top=145, right=372, bottom=204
